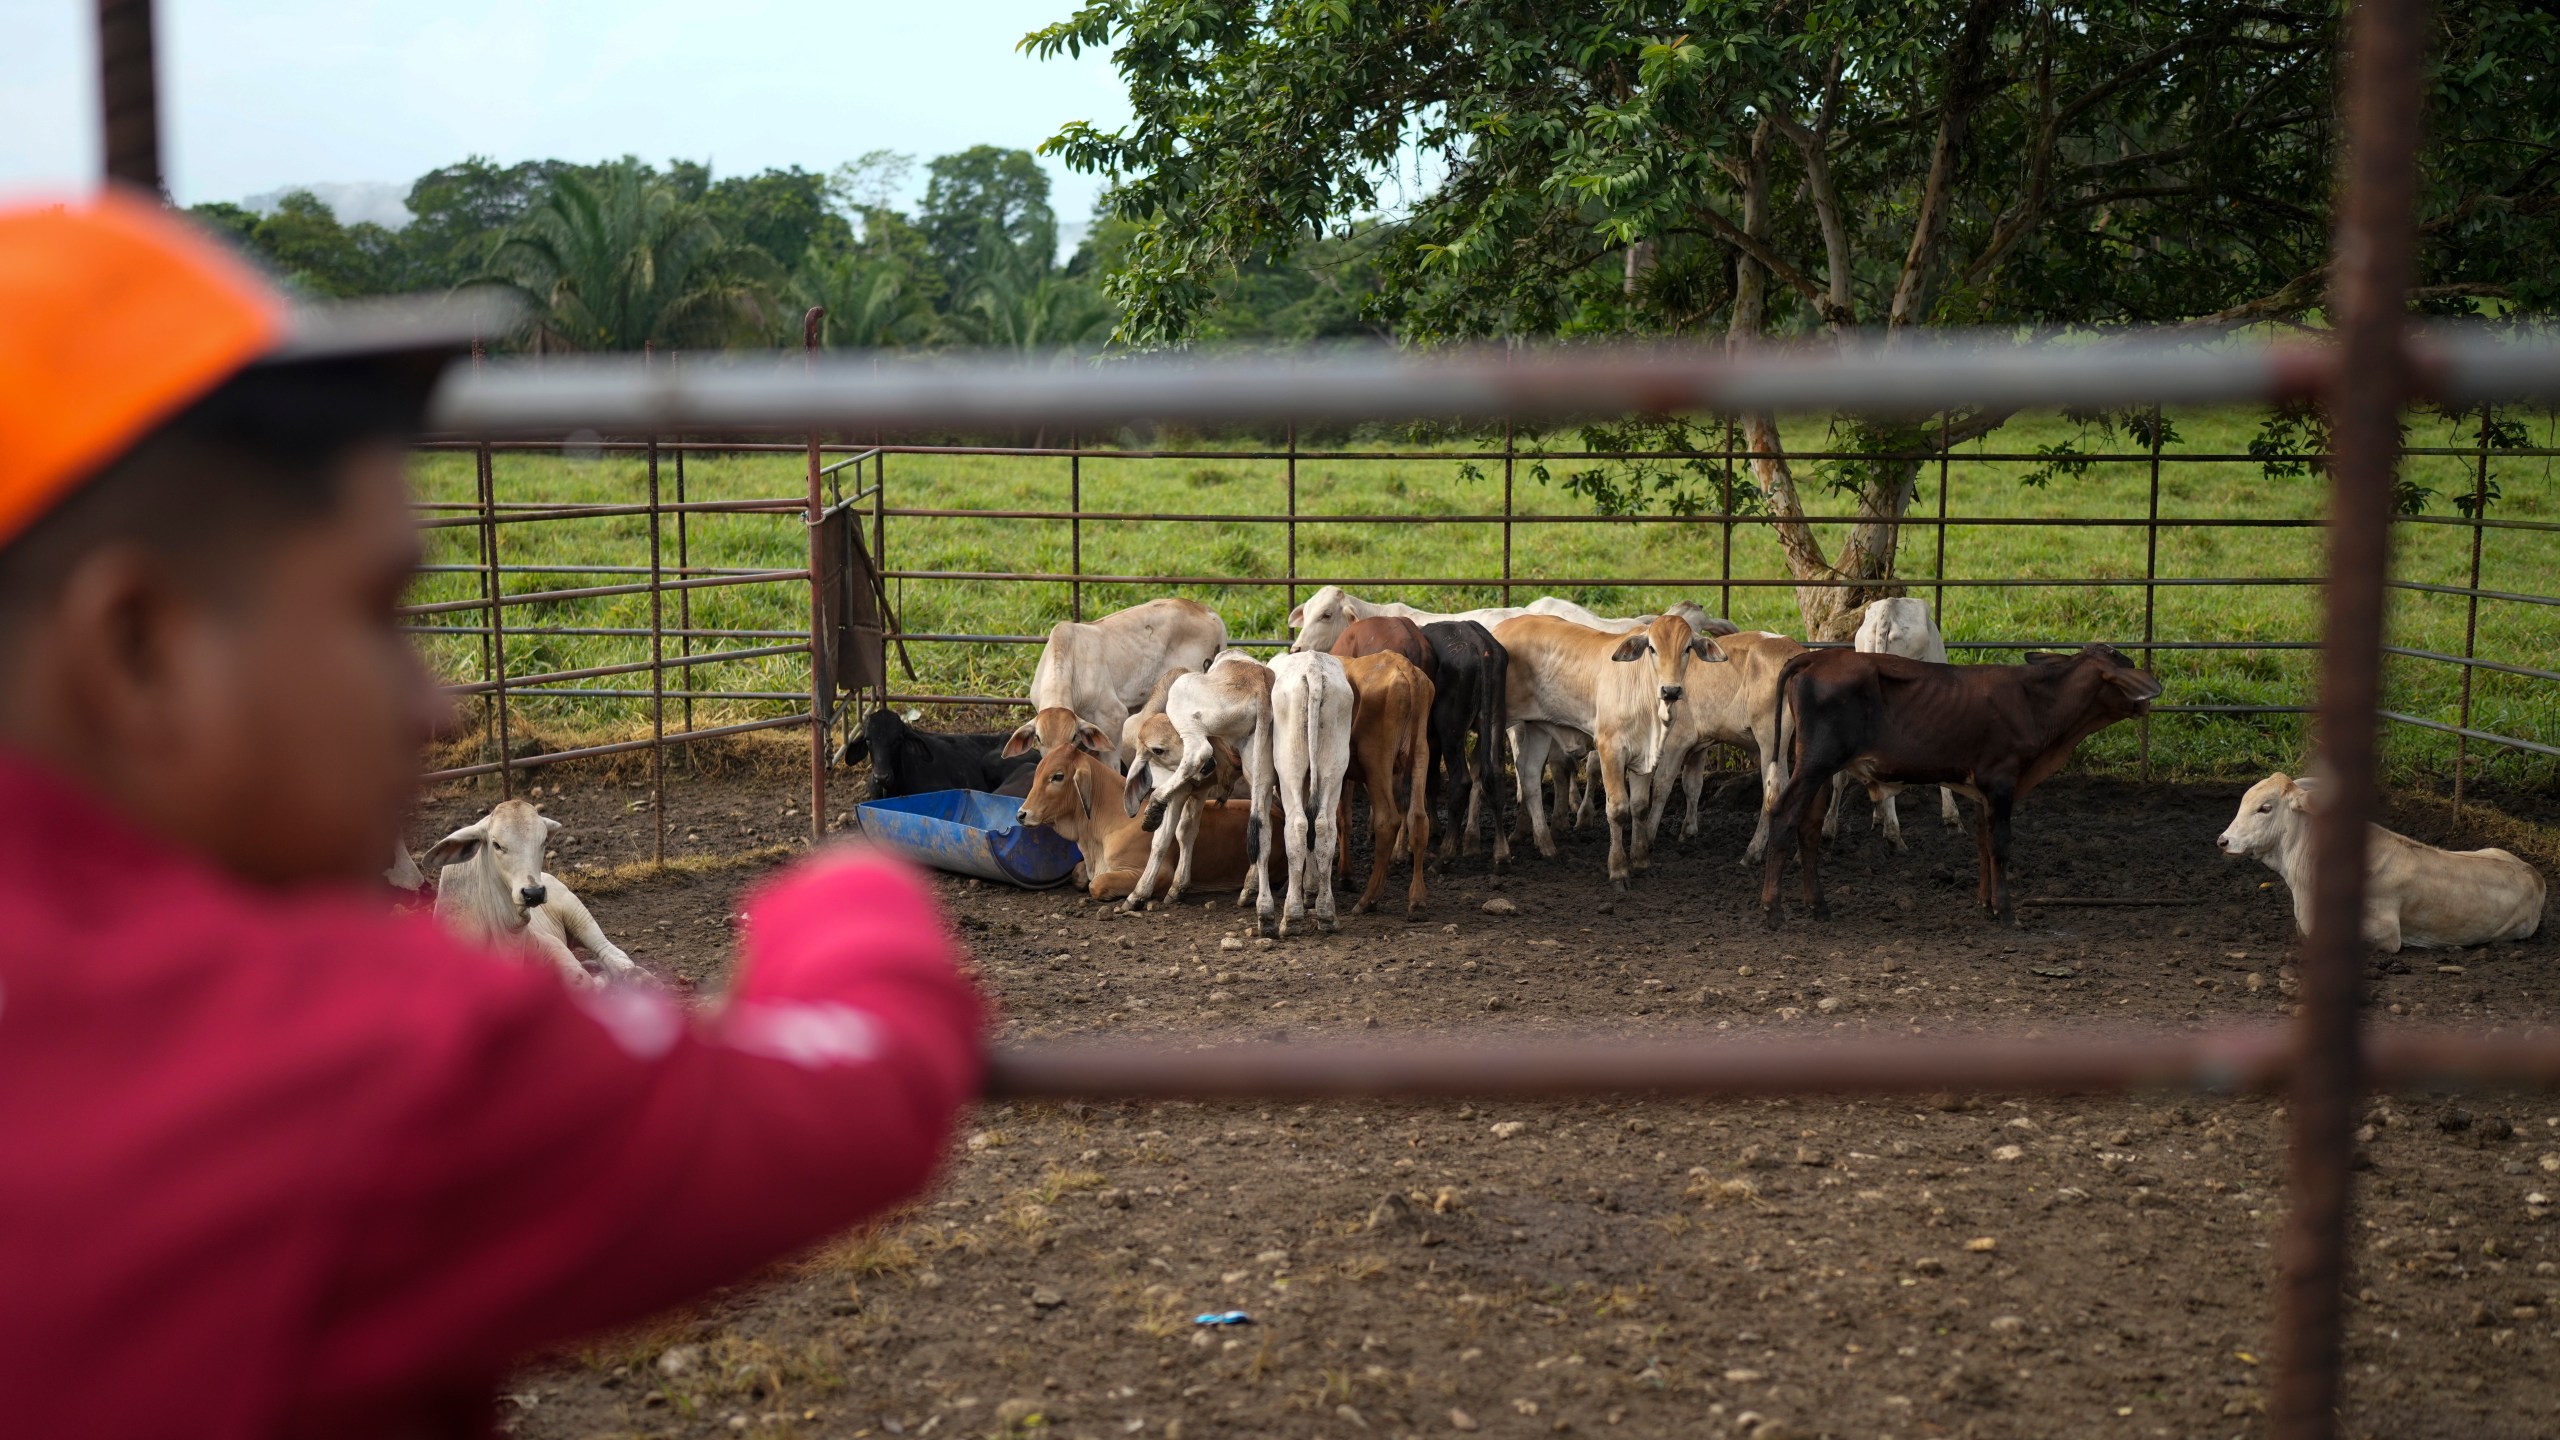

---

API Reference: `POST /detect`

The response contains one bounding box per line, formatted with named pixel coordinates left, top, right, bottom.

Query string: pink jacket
left=0, top=756, right=983, bottom=1438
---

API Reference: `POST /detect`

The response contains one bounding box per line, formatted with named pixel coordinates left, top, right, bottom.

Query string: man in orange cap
left=0, top=191, right=985, bottom=1439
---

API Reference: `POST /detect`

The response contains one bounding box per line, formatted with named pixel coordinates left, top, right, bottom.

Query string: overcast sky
left=0, top=0, right=1137, bottom=220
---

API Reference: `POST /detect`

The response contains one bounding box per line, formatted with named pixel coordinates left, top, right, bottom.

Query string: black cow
left=1418, top=620, right=1511, bottom=869
left=841, top=709, right=1039, bottom=800
left=1760, top=645, right=2161, bottom=926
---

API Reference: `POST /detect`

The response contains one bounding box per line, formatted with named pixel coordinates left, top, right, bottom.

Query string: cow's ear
left=1702, top=616, right=1739, bottom=637
left=1286, top=602, right=1307, bottom=628
left=1209, top=736, right=1243, bottom=775
left=840, top=732, right=871, bottom=767
left=540, top=816, right=564, bottom=836
left=2023, top=650, right=2067, bottom=666
left=1073, top=723, right=1113, bottom=758
left=421, top=821, right=489, bottom=872
left=1610, top=634, right=1652, bottom=662
left=1071, top=761, right=1094, bottom=820
left=1001, top=722, right=1039, bottom=758
left=1122, top=760, right=1156, bottom=817
left=2287, top=776, right=2319, bottom=811
left=1690, top=635, right=1727, bottom=663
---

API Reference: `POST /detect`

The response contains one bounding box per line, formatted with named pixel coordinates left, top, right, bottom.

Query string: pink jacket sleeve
left=294, top=853, right=983, bottom=1417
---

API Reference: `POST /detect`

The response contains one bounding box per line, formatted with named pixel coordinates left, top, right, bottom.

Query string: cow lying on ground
left=1017, top=740, right=1266, bottom=902
left=1005, top=597, right=1227, bottom=769
left=1335, top=651, right=1434, bottom=916
left=422, top=800, right=636, bottom=986
left=1761, top=645, right=2160, bottom=926
left=842, top=709, right=1038, bottom=799
left=2216, top=772, right=2546, bottom=951
left=1495, top=613, right=1727, bottom=887
left=1826, top=597, right=1963, bottom=847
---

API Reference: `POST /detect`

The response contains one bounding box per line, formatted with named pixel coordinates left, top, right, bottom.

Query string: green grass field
left=406, top=406, right=2559, bottom=790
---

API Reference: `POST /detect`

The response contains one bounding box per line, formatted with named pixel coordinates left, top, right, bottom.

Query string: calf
left=1004, top=597, right=1226, bottom=769
left=1266, top=650, right=1357, bottom=935
left=1017, top=742, right=1265, bottom=902
left=1641, top=629, right=1805, bottom=863
left=1494, top=613, right=1728, bottom=886
left=2216, top=772, right=2545, bottom=952
left=1121, top=652, right=1279, bottom=929
left=1825, top=597, right=1963, bottom=847
left=842, top=708, right=1038, bottom=798
left=1328, top=615, right=1439, bottom=683
left=422, top=800, right=636, bottom=987
left=1334, top=651, right=1434, bottom=916
left=1418, top=620, right=1510, bottom=866
left=1761, top=645, right=2160, bottom=926
left=1118, top=664, right=1196, bottom=762
left=1287, top=584, right=1548, bottom=655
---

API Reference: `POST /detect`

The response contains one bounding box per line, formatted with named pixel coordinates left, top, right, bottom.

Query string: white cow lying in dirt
left=2216, top=772, right=2546, bottom=952
left=423, top=800, right=637, bottom=986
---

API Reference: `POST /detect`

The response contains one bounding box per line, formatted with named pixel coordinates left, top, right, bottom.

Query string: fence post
left=2272, top=0, right=2425, bottom=1433
left=674, top=442, right=694, bottom=759
left=2141, top=402, right=2163, bottom=781
left=874, top=448, right=889, bottom=712
left=1070, top=428, right=1083, bottom=622
left=1286, top=423, right=1300, bottom=615
left=1721, top=418, right=1736, bottom=621
left=1502, top=420, right=1516, bottom=606
left=802, top=309, right=829, bottom=844
left=479, top=438, right=511, bottom=799
left=2453, top=403, right=2492, bottom=825
left=1933, top=418, right=1950, bottom=628
left=647, top=359, right=666, bottom=865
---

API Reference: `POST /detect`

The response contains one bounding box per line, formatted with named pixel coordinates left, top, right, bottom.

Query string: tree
left=476, top=162, right=785, bottom=352
left=703, top=166, right=850, bottom=274
left=919, top=146, right=1058, bottom=296
left=204, top=189, right=400, bottom=299
left=403, top=157, right=578, bottom=290
left=1031, top=1, right=2560, bottom=636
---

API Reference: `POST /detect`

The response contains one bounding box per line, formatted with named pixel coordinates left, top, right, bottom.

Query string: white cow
left=1121, top=651, right=1279, bottom=929
left=1826, top=597, right=1963, bottom=848
left=1266, top=650, right=1357, bottom=936
left=1288, top=585, right=1519, bottom=654
left=422, top=800, right=636, bottom=987
left=2216, top=773, right=2545, bottom=952
left=1005, top=598, right=1227, bottom=769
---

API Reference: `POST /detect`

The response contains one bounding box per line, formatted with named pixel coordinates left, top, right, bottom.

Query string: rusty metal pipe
left=95, top=0, right=160, bottom=192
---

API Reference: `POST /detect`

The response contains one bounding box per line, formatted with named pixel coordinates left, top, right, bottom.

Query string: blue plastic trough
left=854, top=789, right=1082, bottom=889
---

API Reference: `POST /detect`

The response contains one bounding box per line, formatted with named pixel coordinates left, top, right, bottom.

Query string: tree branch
left=1888, top=0, right=2010, bottom=331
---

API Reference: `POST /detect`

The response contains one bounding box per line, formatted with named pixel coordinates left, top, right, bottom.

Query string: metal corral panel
left=855, top=790, right=1080, bottom=889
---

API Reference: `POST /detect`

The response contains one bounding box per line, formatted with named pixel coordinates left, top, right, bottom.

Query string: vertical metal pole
left=95, top=0, right=161, bottom=192
left=2453, top=404, right=2491, bottom=824
left=647, top=352, right=666, bottom=865
left=1502, top=421, right=1516, bottom=606
left=2272, top=2, right=2426, bottom=1435
left=874, top=448, right=888, bottom=713
left=1933, top=417, right=1951, bottom=629
left=1070, top=429, right=1084, bottom=621
left=1286, top=424, right=1300, bottom=614
left=2141, top=403, right=2163, bottom=781
left=675, top=443, right=694, bottom=750
left=1720, top=418, right=1735, bottom=621
left=802, top=308, right=830, bottom=843
left=481, top=441, right=512, bottom=799
left=469, top=342, right=496, bottom=766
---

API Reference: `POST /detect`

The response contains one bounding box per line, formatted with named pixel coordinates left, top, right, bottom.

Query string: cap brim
left=253, top=291, right=524, bottom=390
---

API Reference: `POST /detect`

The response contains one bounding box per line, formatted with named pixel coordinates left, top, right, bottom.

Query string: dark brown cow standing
left=1760, top=645, right=2161, bottom=926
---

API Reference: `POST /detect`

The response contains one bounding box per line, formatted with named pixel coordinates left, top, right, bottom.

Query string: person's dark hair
left=0, top=359, right=432, bottom=627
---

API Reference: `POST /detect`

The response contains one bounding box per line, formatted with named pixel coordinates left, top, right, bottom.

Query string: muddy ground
left=410, top=767, right=2560, bottom=1440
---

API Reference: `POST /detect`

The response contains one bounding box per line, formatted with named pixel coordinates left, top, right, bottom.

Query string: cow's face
left=424, top=798, right=562, bottom=916
left=1612, top=614, right=1727, bottom=725
left=1005, top=705, right=1106, bottom=760
left=1863, top=598, right=1932, bottom=655
left=2217, top=772, right=2307, bottom=858
left=1018, top=745, right=1095, bottom=834
left=1287, top=585, right=1358, bottom=654
left=1123, top=712, right=1189, bottom=822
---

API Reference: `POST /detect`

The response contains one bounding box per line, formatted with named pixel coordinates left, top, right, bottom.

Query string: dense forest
left=183, top=147, right=1392, bottom=353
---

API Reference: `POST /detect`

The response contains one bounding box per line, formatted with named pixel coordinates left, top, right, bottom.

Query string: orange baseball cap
left=0, top=187, right=488, bottom=551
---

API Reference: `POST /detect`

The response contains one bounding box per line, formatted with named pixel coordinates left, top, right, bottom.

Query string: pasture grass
left=406, top=405, right=2560, bottom=791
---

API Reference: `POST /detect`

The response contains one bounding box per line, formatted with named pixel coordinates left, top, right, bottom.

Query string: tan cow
left=2216, top=773, right=2545, bottom=952
left=1493, top=613, right=1727, bottom=887
left=1121, top=652, right=1280, bottom=928
left=1017, top=742, right=1264, bottom=902
left=1334, top=651, right=1434, bottom=917
left=1003, top=597, right=1226, bottom=770
left=421, top=800, right=635, bottom=987
left=1643, top=628, right=1805, bottom=863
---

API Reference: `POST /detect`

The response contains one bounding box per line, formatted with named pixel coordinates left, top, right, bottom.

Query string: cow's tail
left=1771, top=649, right=1821, bottom=788
left=1403, top=689, right=1431, bottom=834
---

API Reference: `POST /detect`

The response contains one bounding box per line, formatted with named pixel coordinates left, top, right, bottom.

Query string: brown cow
left=1328, top=615, right=1440, bottom=684
left=1760, top=645, right=2161, bottom=925
left=1016, top=741, right=1266, bottom=902
left=1333, top=651, right=1434, bottom=916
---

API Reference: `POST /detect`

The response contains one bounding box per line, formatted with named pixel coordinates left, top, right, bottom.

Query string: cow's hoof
left=1761, top=907, right=1782, bottom=931
left=1256, top=914, right=1278, bottom=939
left=1809, top=900, right=1834, bottom=921
left=1611, top=877, right=1629, bottom=893
left=1319, top=915, right=1340, bottom=934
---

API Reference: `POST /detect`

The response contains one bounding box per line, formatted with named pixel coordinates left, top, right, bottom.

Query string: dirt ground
left=410, top=765, right=2560, bottom=1440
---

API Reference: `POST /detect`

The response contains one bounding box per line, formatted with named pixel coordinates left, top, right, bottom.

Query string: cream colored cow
left=2215, top=772, right=2545, bottom=952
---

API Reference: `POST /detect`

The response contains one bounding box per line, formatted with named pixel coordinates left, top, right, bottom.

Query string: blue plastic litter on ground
left=1192, top=1311, right=1253, bottom=1327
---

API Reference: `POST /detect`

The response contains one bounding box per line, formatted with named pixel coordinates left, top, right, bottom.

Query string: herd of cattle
left=840, top=588, right=2548, bottom=952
